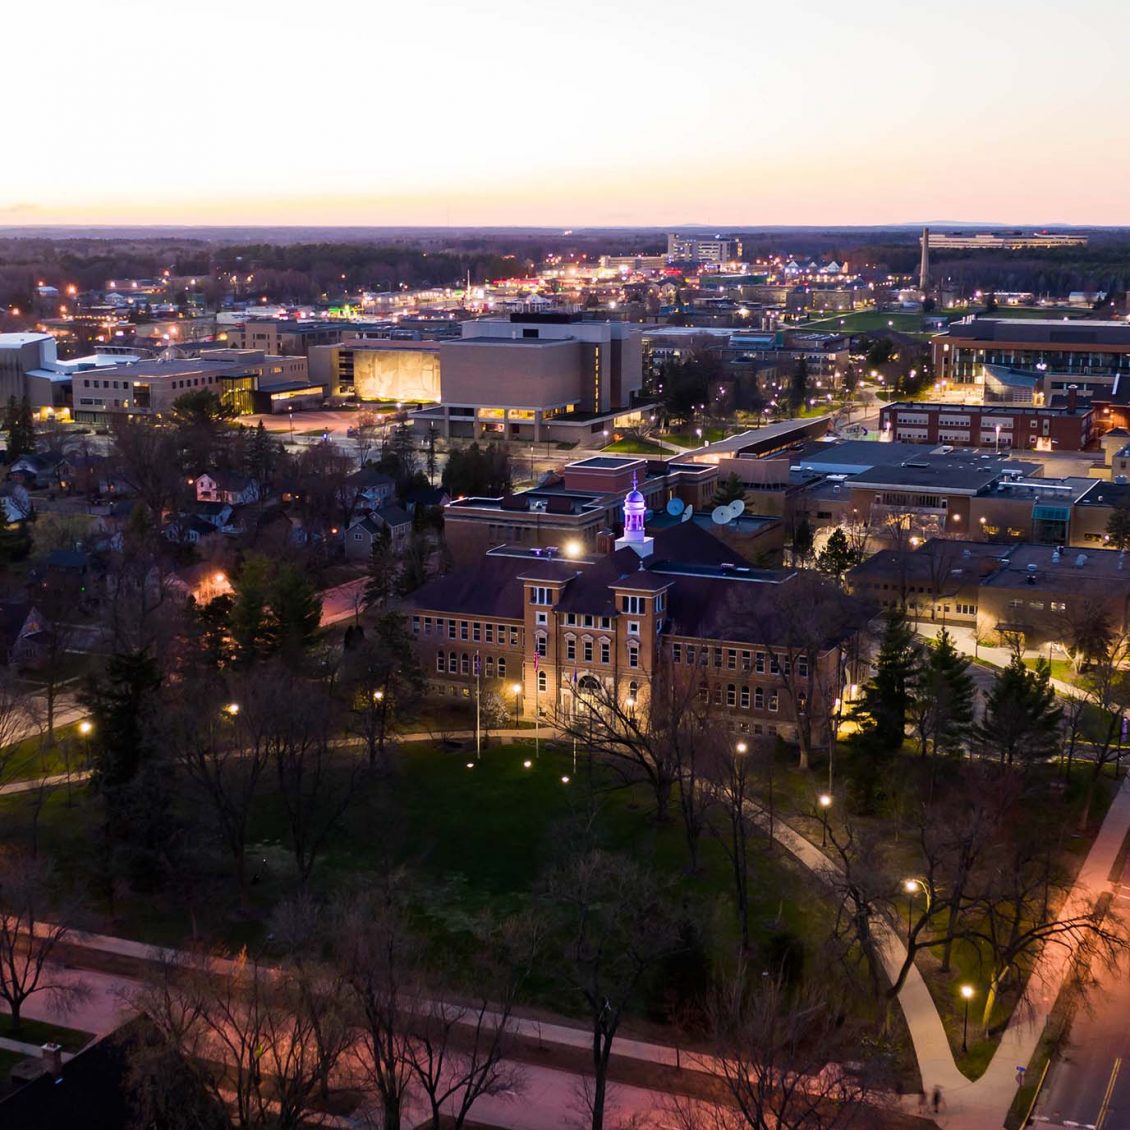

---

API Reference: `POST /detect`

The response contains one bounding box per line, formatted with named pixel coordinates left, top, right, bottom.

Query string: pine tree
left=3, top=395, right=35, bottom=459
left=978, top=653, right=1062, bottom=766
left=911, top=629, right=975, bottom=757
left=270, top=564, right=323, bottom=664
left=230, top=554, right=274, bottom=666
left=815, top=527, right=859, bottom=581
left=1107, top=504, right=1130, bottom=551
left=852, top=610, right=921, bottom=752
left=363, top=526, right=400, bottom=609
left=788, top=356, right=809, bottom=414
left=791, top=517, right=814, bottom=565
left=711, top=473, right=746, bottom=507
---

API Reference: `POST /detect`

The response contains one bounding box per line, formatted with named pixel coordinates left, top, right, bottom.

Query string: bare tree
left=107, top=416, right=186, bottom=520
left=0, top=850, right=88, bottom=1031
left=557, top=680, right=680, bottom=824
left=135, top=948, right=346, bottom=1130
left=541, top=849, right=681, bottom=1130
left=333, top=879, right=417, bottom=1130
left=667, top=965, right=888, bottom=1130
left=162, top=676, right=271, bottom=909
left=0, top=671, right=34, bottom=785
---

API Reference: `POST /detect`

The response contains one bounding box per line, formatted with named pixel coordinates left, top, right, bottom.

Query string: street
left=1035, top=850, right=1130, bottom=1129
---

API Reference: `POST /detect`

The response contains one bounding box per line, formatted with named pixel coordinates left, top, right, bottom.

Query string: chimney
left=42, top=1043, right=63, bottom=1077
left=596, top=527, right=614, bottom=555
left=1067, top=384, right=1078, bottom=413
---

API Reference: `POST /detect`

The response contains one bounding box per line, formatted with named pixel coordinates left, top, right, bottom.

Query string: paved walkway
left=916, top=622, right=1079, bottom=698
left=751, top=773, right=1130, bottom=1128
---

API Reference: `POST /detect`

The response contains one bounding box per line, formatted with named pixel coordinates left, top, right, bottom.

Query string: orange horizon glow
left=3, top=0, right=1128, bottom=229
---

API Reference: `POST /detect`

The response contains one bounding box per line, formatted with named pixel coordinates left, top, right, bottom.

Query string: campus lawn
left=603, top=437, right=670, bottom=455
left=661, top=428, right=727, bottom=448
left=0, top=722, right=88, bottom=783
left=794, top=311, right=933, bottom=334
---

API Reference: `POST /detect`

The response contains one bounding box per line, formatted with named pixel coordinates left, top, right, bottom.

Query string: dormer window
left=622, top=595, right=645, bottom=614
left=531, top=586, right=552, bottom=605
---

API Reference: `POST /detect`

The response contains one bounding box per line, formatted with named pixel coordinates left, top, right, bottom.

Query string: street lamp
left=904, top=878, right=920, bottom=937
left=78, top=720, right=93, bottom=737
left=735, top=740, right=748, bottom=755
left=818, top=793, right=832, bottom=846
left=960, top=984, right=974, bottom=1052
left=511, top=682, right=522, bottom=728
left=224, top=702, right=240, bottom=717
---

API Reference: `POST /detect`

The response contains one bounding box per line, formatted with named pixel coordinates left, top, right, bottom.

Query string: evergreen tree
left=230, top=554, right=274, bottom=666
left=398, top=530, right=432, bottom=595
left=3, top=395, right=35, bottom=458
left=788, top=356, right=809, bottom=414
left=270, top=564, right=323, bottom=664
left=425, top=424, right=438, bottom=484
left=911, top=629, right=975, bottom=757
left=711, top=473, right=747, bottom=507
left=978, top=653, right=1062, bottom=766
left=852, top=610, right=921, bottom=752
left=81, top=649, right=162, bottom=789
left=815, top=527, right=859, bottom=582
left=363, top=526, right=400, bottom=609
left=0, top=521, right=31, bottom=563
left=245, top=420, right=278, bottom=496
left=791, top=517, right=814, bottom=565
left=1107, top=504, right=1130, bottom=551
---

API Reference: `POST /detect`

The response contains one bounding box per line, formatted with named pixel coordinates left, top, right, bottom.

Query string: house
left=405, top=483, right=451, bottom=511
left=344, top=467, right=396, bottom=513
left=194, top=501, right=235, bottom=529
left=345, top=504, right=413, bottom=560
left=1, top=601, right=52, bottom=669
left=194, top=471, right=261, bottom=507
left=164, top=514, right=221, bottom=545
left=5, top=451, right=66, bottom=489
left=0, top=483, right=33, bottom=524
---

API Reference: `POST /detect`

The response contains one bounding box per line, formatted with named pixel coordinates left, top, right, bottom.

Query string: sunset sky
left=4, top=0, right=1126, bottom=228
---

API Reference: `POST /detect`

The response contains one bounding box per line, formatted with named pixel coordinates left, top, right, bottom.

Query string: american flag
left=533, top=652, right=539, bottom=673
left=474, top=652, right=481, bottom=676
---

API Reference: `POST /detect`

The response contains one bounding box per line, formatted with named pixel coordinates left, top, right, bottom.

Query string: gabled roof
left=373, top=503, right=411, bottom=527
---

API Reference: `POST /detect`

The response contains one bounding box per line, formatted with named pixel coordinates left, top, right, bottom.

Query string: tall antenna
left=919, top=227, right=930, bottom=294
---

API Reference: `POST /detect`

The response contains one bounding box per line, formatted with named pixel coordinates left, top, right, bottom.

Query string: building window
left=768, top=690, right=779, bottom=712
left=461, top=654, right=470, bottom=674
left=686, top=645, right=696, bottom=665
left=621, top=595, right=644, bottom=614
left=472, top=622, right=481, bottom=642
left=769, top=654, right=780, bottom=675
left=497, top=657, right=506, bottom=678
left=726, top=649, right=737, bottom=670
left=797, top=655, right=809, bottom=678
left=600, top=639, right=610, bottom=664
left=726, top=684, right=737, bottom=707
left=424, top=617, right=433, bottom=635
left=755, top=687, right=765, bottom=709
left=448, top=651, right=458, bottom=673
left=535, top=634, right=547, bottom=657
left=656, top=593, right=665, bottom=612
left=486, top=656, right=495, bottom=677
left=628, top=680, right=639, bottom=701
left=538, top=670, right=547, bottom=693
left=628, top=644, right=639, bottom=669
left=485, top=623, right=493, bottom=642
left=672, top=642, right=682, bottom=663
left=436, top=653, right=445, bottom=673
left=536, top=612, right=548, bottom=626
left=755, top=651, right=765, bottom=673
left=448, top=621, right=457, bottom=640
left=713, top=685, right=723, bottom=705
left=412, top=616, right=420, bottom=635
left=510, top=627, right=519, bottom=646
left=531, top=586, right=552, bottom=605
left=628, top=621, right=640, bottom=636
left=583, top=638, right=593, bottom=662
left=566, top=637, right=576, bottom=661
left=460, top=621, right=469, bottom=640
left=740, top=685, right=750, bottom=709
left=714, top=647, right=723, bottom=668
left=741, top=650, right=751, bottom=671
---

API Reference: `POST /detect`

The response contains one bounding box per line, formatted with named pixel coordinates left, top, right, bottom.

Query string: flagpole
left=475, top=651, right=481, bottom=760
left=534, top=653, right=540, bottom=761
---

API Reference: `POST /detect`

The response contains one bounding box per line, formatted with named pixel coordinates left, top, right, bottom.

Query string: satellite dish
left=711, top=506, right=731, bottom=525
left=728, top=499, right=745, bottom=519
left=666, top=497, right=685, bottom=517
left=681, top=505, right=694, bottom=523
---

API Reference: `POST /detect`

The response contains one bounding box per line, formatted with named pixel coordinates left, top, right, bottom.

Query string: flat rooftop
left=941, top=319, right=1130, bottom=345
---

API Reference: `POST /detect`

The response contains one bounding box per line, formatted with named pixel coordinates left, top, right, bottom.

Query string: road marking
left=1095, top=1056, right=1121, bottom=1130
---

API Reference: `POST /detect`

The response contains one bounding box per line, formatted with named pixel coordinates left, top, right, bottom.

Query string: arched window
left=448, top=651, right=458, bottom=673
left=535, top=633, right=547, bottom=658
left=485, top=656, right=495, bottom=677
left=497, top=657, right=507, bottom=678
left=578, top=674, right=601, bottom=694
left=628, top=680, right=639, bottom=701
left=726, top=683, right=737, bottom=707
left=537, top=669, right=547, bottom=693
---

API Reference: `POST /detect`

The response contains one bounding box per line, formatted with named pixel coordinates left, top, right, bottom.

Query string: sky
left=3, top=0, right=1128, bottom=228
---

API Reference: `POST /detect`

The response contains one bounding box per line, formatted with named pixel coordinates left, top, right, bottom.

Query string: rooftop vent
left=1076, top=554, right=1088, bottom=568
left=1027, top=563, right=1038, bottom=572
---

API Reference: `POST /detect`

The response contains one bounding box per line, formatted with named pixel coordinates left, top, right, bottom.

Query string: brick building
left=406, top=493, right=864, bottom=745
left=879, top=400, right=1094, bottom=451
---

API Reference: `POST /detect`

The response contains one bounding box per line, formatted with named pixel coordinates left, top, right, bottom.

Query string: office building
left=667, top=233, right=742, bottom=264
left=879, top=399, right=1094, bottom=451
left=925, top=231, right=1088, bottom=250
left=932, top=319, right=1130, bottom=398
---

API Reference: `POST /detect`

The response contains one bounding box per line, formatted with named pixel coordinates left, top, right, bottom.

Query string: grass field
left=795, top=311, right=935, bottom=334
left=603, top=437, right=670, bottom=455
left=0, top=1014, right=94, bottom=1051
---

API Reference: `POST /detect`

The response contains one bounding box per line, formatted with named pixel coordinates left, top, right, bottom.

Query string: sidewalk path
left=916, top=622, right=1079, bottom=698
left=750, top=773, right=1130, bottom=1128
